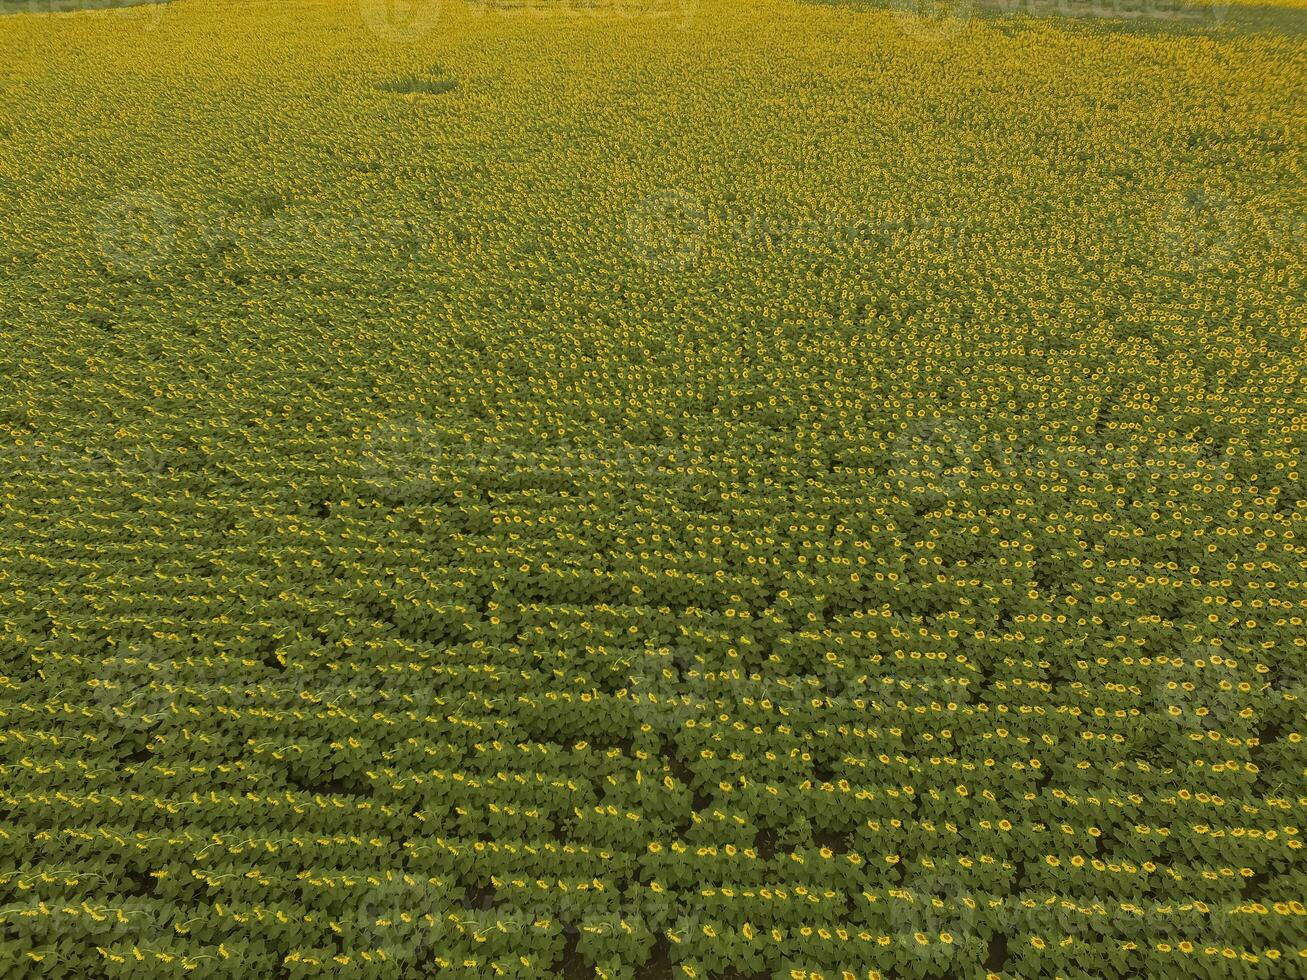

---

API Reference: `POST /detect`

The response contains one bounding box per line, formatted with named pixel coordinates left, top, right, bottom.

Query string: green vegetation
left=0, top=0, right=1302, bottom=977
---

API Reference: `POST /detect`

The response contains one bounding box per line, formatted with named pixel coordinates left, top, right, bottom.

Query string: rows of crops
left=0, top=0, right=1304, bottom=977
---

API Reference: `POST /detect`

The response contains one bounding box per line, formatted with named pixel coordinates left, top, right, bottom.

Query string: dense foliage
left=0, top=0, right=1303, bottom=977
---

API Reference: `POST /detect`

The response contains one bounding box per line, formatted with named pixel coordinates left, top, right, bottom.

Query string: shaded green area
left=805, top=0, right=1307, bottom=36
left=376, top=76, right=460, bottom=97
left=0, top=0, right=166, bottom=13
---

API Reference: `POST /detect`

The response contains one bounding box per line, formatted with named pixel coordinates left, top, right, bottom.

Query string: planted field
left=0, top=0, right=1304, bottom=977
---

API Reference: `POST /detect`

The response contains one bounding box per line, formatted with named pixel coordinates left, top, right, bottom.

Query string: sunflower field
left=0, top=0, right=1303, bottom=977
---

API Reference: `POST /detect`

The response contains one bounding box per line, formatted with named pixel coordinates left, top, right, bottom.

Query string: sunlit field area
left=0, top=0, right=1304, bottom=977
